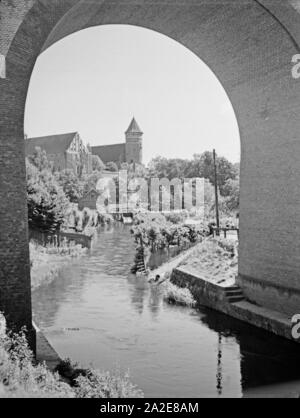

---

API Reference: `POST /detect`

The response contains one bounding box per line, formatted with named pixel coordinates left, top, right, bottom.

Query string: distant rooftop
left=25, top=132, right=78, bottom=155
left=125, top=117, right=143, bottom=134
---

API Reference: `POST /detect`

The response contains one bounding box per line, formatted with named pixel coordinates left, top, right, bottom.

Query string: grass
left=162, top=281, right=196, bottom=308
left=30, top=241, right=86, bottom=290
left=156, top=236, right=238, bottom=308
left=0, top=325, right=74, bottom=398
left=178, top=237, right=238, bottom=286
left=0, top=316, right=143, bottom=398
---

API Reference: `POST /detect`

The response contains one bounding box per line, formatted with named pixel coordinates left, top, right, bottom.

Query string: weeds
left=0, top=318, right=143, bottom=398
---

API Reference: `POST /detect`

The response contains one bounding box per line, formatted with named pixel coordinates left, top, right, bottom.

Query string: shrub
left=131, top=212, right=205, bottom=251
left=162, top=281, right=196, bottom=308
left=0, top=322, right=143, bottom=398
left=0, top=326, right=74, bottom=398
left=75, top=369, right=144, bottom=399
left=55, top=359, right=144, bottom=398
left=56, top=169, right=84, bottom=203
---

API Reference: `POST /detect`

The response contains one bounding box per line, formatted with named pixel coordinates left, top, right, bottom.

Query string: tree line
left=26, top=147, right=240, bottom=234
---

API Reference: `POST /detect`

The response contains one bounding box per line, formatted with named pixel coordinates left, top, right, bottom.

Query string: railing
left=29, top=228, right=94, bottom=249
left=212, top=227, right=239, bottom=239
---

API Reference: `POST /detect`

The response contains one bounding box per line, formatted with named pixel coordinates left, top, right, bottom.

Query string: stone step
left=227, top=296, right=245, bottom=303
left=225, top=286, right=241, bottom=291
left=225, top=290, right=244, bottom=297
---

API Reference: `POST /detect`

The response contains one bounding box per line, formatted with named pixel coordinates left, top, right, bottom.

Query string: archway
left=1, top=0, right=300, bottom=348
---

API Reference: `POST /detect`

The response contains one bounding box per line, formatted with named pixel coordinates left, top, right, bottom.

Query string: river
left=32, top=224, right=300, bottom=398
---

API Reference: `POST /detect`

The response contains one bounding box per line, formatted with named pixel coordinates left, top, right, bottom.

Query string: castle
left=25, top=117, right=143, bottom=174
left=92, top=117, right=143, bottom=166
left=25, top=132, right=92, bottom=175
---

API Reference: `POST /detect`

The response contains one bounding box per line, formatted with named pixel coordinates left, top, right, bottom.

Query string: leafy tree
left=26, top=160, right=69, bottom=233
left=92, top=155, right=105, bottom=172
left=56, top=169, right=84, bottom=203
left=81, top=171, right=103, bottom=195
left=223, top=177, right=240, bottom=211
left=148, top=156, right=188, bottom=180
left=149, top=152, right=238, bottom=196
left=27, top=146, right=53, bottom=172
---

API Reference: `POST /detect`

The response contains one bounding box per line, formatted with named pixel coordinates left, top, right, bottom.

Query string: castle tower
left=125, top=117, right=143, bottom=165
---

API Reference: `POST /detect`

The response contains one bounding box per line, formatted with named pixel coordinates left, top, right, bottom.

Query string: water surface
left=32, top=224, right=300, bottom=398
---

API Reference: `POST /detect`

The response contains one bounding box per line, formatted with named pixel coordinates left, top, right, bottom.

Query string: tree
left=27, top=146, right=53, bottom=172
left=56, top=169, right=84, bottom=203
left=148, top=156, right=188, bottom=180
left=180, top=152, right=237, bottom=195
left=92, top=155, right=105, bottom=172
left=223, top=177, right=240, bottom=211
left=106, top=161, right=118, bottom=172
left=81, top=171, right=103, bottom=195
left=26, top=160, right=69, bottom=233
left=148, top=153, right=237, bottom=196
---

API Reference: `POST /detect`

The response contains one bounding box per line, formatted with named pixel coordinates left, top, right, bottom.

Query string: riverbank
left=0, top=314, right=143, bottom=398
left=178, top=237, right=238, bottom=287
left=148, top=236, right=296, bottom=343
left=147, top=237, right=237, bottom=307
left=165, top=238, right=295, bottom=343
left=30, top=241, right=87, bottom=290
left=31, top=224, right=300, bottom=397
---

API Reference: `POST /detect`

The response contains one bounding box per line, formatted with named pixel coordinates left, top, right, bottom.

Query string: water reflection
left=32, top=225, right=300, bottom=398
left=200, top=308, right=300, bottom=390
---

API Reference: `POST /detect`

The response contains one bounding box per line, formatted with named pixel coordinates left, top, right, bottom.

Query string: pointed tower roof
left=125, top=117, right=143, bottom=134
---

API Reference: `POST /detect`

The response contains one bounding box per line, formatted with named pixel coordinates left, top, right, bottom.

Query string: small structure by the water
left=122, top=214, right=133, bottom=224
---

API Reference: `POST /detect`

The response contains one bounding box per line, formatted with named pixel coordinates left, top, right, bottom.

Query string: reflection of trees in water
left=200, top=307, right=300, bottom=390
left=126, top=274, right=147, bottom=315
left=33, top=224, right=135, bottom=326
left=32, top=266, right=86, bottom=328
left=216, top=333, right=223, bottom=396
left=148, top=285, right=164, bottom=320
left=126, top=274, right=164, bottom=319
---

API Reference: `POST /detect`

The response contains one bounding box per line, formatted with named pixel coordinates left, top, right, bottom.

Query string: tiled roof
left=25, top=132, right=77, bottom=155
left=92, top=143, right=126, bottom=164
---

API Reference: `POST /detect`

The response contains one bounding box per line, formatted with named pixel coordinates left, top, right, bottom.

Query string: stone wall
left=171, top=267, right=294, bottom=341
left=237, top=275, right=300, bottom=318
left=171, top=267, right=229, bottom=312
left=125, top=137, right=143, bottom=165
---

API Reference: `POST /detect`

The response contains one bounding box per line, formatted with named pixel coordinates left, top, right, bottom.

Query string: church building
left=92, top=117, right=143, bottom=166
left=25, top=132, right=92, bottom=175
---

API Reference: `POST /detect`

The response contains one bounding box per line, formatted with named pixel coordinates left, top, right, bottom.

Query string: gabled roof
left=25, top=132, right=78, bottom=155
left=125, top=117, right=143, bottom=134
left=92, top=143, right=126, bottom=164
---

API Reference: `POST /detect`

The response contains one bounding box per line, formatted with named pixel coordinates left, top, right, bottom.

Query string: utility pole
left=213, top=149, right=220, bottom=234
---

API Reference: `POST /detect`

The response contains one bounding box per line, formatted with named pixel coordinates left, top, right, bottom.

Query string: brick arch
left=1, top=0, right=300, bottom=348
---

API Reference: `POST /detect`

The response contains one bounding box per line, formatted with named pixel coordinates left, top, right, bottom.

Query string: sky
left=24, top=25, right=240, bottom=165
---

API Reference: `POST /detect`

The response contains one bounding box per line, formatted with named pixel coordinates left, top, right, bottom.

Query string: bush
left=0, top=320, right=143, bottom=398
left=162, top=281, right=196, bottom=308
left=56, top=169, right=84, bottom=203
left=0, top=326, right=74, bottom=398
left=55, top=359, right=144, bottom=398
left=131, top=212, right=205, bottom=251
left=75, top=370, right=144, bottom=399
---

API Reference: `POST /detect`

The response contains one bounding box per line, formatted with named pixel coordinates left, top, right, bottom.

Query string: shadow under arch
left=1, top=0, right=300, bottom=342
